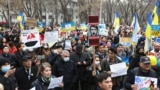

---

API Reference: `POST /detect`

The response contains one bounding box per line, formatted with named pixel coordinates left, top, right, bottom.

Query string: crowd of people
left=0, top=23, right=159, bottom=90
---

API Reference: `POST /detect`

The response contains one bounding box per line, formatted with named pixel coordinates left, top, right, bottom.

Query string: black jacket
left=70, top=52, right=91, bottom=81
left=124, top=67, right=160, bottom=90
left=0, top=71, right=17, bottom=90
left=15, top=66, right=38, bottom=90
left=1, top=53, right=17, bottom=66
left=53, top=59, right=78, bottom=90
left=15, top=51, right=28, bottom=68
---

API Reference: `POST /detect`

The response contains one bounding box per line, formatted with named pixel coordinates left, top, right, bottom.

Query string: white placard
left=110, top=62, right=127, bottom=77
left=44, top=31, right=58, bottom=43
left=135, top=76, right=158, bottom=90
left=48, top=76, right=63, bottom=89
left=30, top=87, right=35, bottom=90
left=21, top=30, right=40, bottom=49
left=64, top=40, right=71, bottom=50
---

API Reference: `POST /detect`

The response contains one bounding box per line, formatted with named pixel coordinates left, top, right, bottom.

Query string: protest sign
left=135, top=76, right=157, bottom=90
left=98, top=24, right=108, bottom=36
left=119, top=37, right=131, bottom=46
left=48, top=76, right=63, bottom=89
left=44, top=31, right=59, bottom=43
left=21, top=30, right=40, bottom=49
left=64, top=40, right=72, bottom=50
left=110, top=62, right=127, bottom=77
left=61, top=22, right=75, bottom=32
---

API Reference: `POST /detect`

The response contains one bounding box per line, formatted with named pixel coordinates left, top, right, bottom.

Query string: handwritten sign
left=135, top=76, right=157, bottom=90
left=110, top=62, right=127, bottom=77
left=44, top=31, right=58, bottom=43
left=48, top=76, right=63, bottom=89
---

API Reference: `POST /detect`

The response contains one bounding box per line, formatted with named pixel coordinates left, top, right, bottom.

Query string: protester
left=124, top=56, right=160, bottom=90
left=101, top=48, right=122, bottom=90
left=70, top=44, right=91, bottom=90
left=53, top=50, right=78, bottom=90
left=15, top=55, right=38, bottom=90
left=0, top=56, right=17, bottom=90
left=32, top=62, right=60, bottom=90
left=97, top=72, right=113, bottom=90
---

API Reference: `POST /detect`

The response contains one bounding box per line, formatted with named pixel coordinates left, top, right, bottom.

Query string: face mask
left=95, top=61, right=100, bottom=65
left=53, top=50, right=59, bottom=54
left=1, top=65, right=10, bottom=73
left=64, top=57, right=69, bottom=62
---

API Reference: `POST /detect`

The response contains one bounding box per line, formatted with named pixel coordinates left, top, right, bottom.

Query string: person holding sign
left=124, top=56, right=160, bottom=90
left=101, top=48, right=122, bottom=90
left=32, top=62, right=63, bottom=90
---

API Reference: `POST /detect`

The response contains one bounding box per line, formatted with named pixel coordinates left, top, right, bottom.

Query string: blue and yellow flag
left=131, top=13, right=140, bottom=45
left=113, top=12, right=120, bottom=34
left=17, top=11, right=25, bottom=30
left=61, top=22, right=76, bottom=32
left=152, top=0, right=159, bottom=25
left=144, top=12, right=152, bottom=53
left=80, top=23, right=87, bottom=31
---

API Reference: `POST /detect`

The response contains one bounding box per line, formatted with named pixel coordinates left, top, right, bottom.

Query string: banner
left=151, top=25, right=160, bottom=37
left=119, top=37, right=131, bottom=46
left=44, top=31, right=59, bottom=43
left=135, top=76, right=157, bottom=90
left=98, top=24, right=108, bottom=36
left=80, top=23, right=87, bottom=31
left=61, top=22, right=75, bottom=32
left=21, top=30, right=40, bottom=49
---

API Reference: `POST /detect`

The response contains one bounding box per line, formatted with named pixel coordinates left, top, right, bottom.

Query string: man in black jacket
left=124, top=56, right=160, bottom=90
left=70, top=44, right=91, bottom=90
left=53, top=50, right=78, bottom=90
left=15, top=55, right=38, bottom=90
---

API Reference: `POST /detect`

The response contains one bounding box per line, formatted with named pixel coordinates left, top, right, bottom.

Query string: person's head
left=16, top=42, right=25, bottom=51
left=95, top=55, right=100, bottom=65
left=116, top=44, right=123, bottom=52
left=154, top=43, right=160, bottom=52
left=136, top=46, right=145, bottom=55
left=2, top=45, right=10, bottom=54
left=97, top=72, right=113, bottom=90
left=0, top=57, right=10, bottom=73
left=76, top=44, right=83, bottom=55
left=98, top=44, right=104, bottom=53
left=61, top=50, right=70, bottom=62
left=139, top=56, right=151, bottom=72
left=108, top=48, right=117, bottom=59
left=2, top=37, right=7, bottom=43
left=22, top=55, right=32, bottom=69
left=37, top=62, right=52, bottom=78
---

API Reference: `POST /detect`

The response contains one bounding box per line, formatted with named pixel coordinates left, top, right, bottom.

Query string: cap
left=22, top=55, right=31, bottom=62
left=0, top=56, right=9, bottom=67
left=140, top=56, right=150, bottom=64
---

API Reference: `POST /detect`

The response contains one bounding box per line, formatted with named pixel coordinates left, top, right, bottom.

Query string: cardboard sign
left=21, top=30, right=40, bottom=49
left=135, top=76, right=158, bottom=90
left=88, top=16, right=99, bottom=26
left=44, top=31, right=59, bottom=43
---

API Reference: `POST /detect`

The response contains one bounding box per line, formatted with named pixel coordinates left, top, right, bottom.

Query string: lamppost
left=99, top=0, right=102, bottom=24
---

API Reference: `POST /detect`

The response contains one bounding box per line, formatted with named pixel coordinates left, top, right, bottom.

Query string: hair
left=16, top=42, right=24, bottom=49
left=37, top=62, right=52, bottom=77
left=97, top=72, right=111, bottom=83
left=61, top=50, right=70, bottom=55
left=108, top=47, right=117, bottom=54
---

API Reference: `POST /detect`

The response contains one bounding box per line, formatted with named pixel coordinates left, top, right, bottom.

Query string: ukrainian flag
left=17, top=11, right=25, bottom=30
left=144, top=12, right=152, bottom=53
left=61, top=22, right=76, bottom=32
left=152, top=0, right=159, bottom=25
left=113, top=12, right=120, bottom=34
left=131, top=13, right=140, bottom=45
left=80, top=23, right=87, bottom=31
